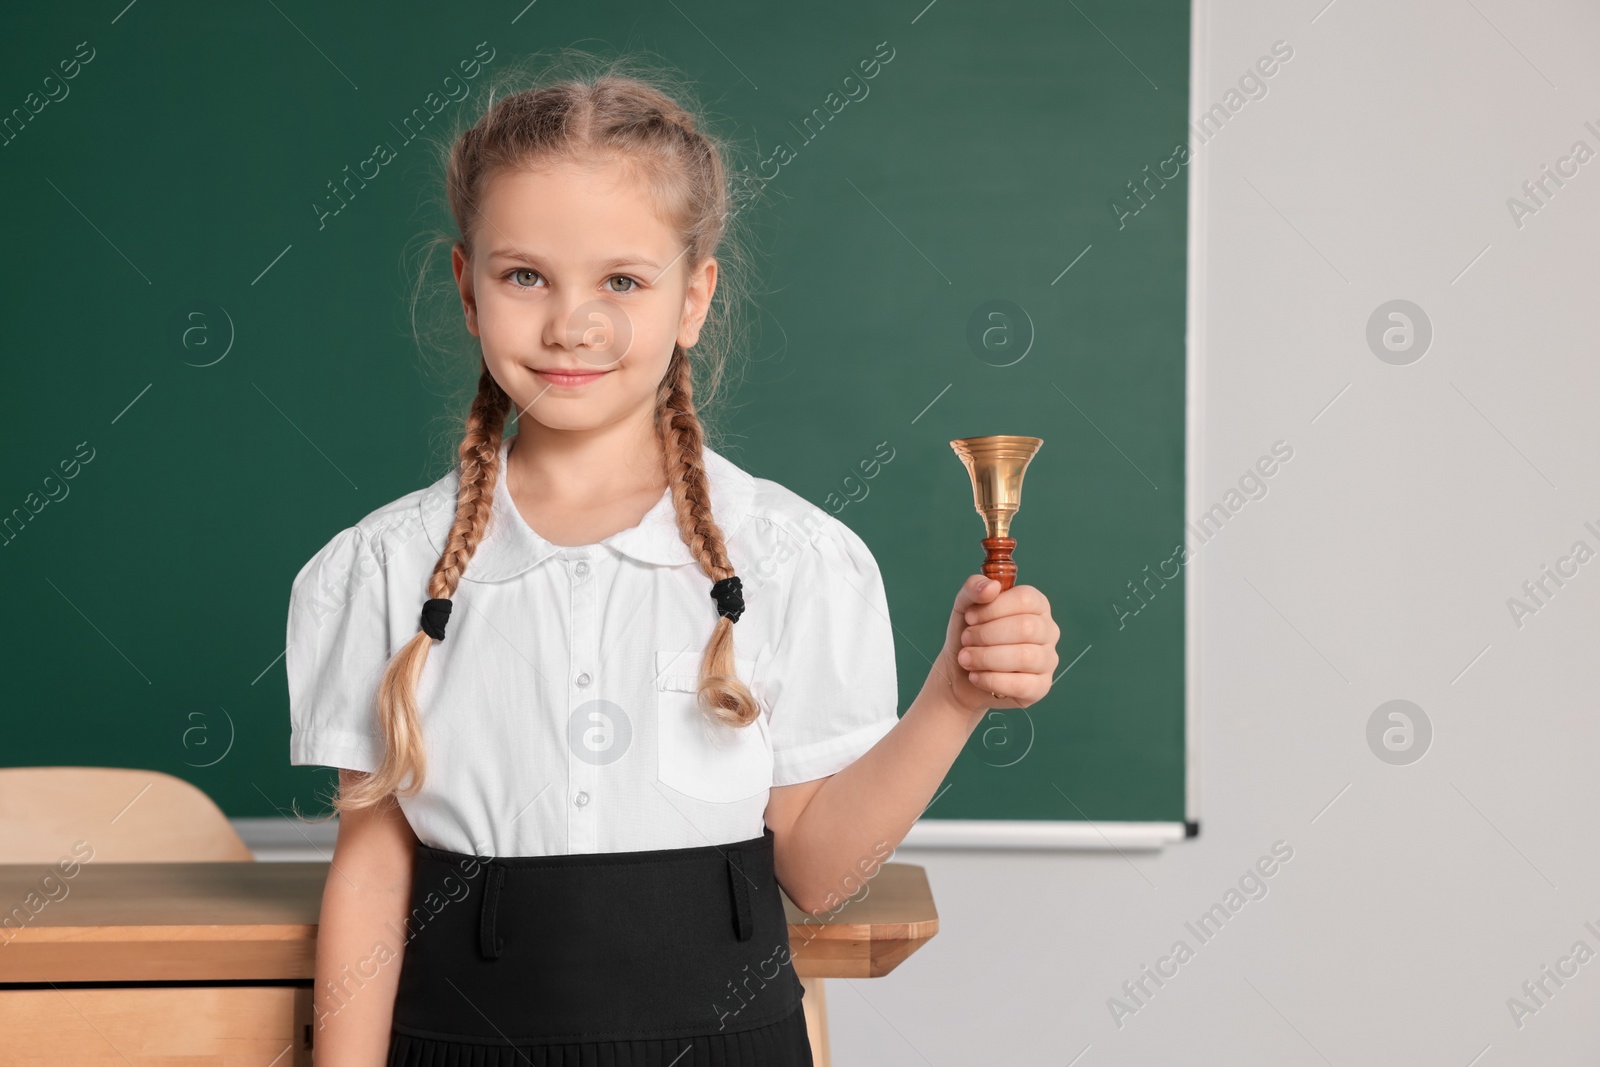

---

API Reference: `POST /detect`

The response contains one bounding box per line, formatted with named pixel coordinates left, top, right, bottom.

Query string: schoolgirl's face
left=452, top=160, right=717, bottom=433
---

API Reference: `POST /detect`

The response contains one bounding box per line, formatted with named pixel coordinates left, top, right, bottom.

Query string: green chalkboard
left=1, top=0, right=1189, bottom=835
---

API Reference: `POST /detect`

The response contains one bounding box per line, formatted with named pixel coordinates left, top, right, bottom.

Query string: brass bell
left=949, top=435, right=1043, bottom=592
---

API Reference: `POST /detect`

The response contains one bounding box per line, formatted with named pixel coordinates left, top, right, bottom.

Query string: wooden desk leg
left=800, top=976, right=830, bottom=1066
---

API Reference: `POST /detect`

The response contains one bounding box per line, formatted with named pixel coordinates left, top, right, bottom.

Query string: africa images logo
left=1106, top=841, right=1295, bottom=1028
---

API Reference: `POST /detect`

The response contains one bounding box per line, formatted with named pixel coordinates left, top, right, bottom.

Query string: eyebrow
left=487, top=249, right=661, bottom=271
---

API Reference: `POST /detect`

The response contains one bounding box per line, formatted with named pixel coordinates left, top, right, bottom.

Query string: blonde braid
left=658, top=345, right=760, bottom=728
left=333, top=362, right=511, bottom=814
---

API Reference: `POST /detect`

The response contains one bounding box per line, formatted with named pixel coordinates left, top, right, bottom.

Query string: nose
left=548, top=298, right=633, bottom=370
left=540, top=292, right=584, bottom=352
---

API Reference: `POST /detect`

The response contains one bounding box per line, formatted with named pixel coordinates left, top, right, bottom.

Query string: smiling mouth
left=535, top=368, right=610, bottom=387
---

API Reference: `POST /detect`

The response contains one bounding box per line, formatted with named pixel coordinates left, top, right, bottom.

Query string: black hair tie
left=710, top=576, right=744, bottom=623
left=420, top=597, right=453, bottom=641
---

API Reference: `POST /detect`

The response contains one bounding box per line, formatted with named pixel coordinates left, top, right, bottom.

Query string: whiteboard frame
left=1182, top=0, right=1207, bottom=847
left=900, top=820, right=1188, bottom=851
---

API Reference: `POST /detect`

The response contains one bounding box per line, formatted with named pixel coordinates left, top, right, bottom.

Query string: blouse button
left=576, top=672, right=591, bottom=688
left=574, top=561, right=590, bottom=577
left=574, top=790, right=590, bottom=807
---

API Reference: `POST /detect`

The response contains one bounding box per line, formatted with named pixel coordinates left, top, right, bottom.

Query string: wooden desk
left=0, top=861, right=937, bottom=1065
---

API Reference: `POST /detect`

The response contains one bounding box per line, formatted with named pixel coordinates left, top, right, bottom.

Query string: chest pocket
left=655, top=648, right=773, bottom=803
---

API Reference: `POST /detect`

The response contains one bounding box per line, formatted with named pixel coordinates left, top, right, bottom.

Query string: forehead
left=474, top=161, right=680, bottom=267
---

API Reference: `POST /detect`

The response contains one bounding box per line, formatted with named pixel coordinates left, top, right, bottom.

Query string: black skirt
left=386, top=826, right=813, bottom=1066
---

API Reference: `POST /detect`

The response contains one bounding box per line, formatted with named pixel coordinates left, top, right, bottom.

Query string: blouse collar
left=418, top=433, right=755, bottom=582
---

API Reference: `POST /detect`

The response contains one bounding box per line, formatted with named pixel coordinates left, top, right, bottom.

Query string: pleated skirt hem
left=387, top=1000, right=813, bottom=1067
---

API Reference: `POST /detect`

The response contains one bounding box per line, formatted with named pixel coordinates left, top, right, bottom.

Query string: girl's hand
left=935, top=574, right=1060, bottom=715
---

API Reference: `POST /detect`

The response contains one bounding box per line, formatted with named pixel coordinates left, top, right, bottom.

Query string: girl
left=286, top=52, right=1059, bottom=1066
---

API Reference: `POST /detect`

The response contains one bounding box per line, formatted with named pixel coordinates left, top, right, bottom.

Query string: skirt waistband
left=390, top=827, right=804, bottom=1045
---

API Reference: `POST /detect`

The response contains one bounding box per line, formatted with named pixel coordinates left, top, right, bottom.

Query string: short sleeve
left=763, top=512, right=900, bottom=786
left=285, top=525, right=390, bottom=772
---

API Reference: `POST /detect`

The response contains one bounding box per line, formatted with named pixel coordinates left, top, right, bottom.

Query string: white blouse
left=285, top=433, right=901, bottom=858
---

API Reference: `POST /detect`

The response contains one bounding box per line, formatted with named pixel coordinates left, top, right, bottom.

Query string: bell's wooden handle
left=980, top=536, right=1017, bottom=592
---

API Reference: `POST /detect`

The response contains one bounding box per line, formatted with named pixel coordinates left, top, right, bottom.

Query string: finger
left=966, top=670, right=1050, bottom=704
left=962, top=613, right=1054, bottom=648
left=964, top=582, right=1047, bottom=625
left=955, top=642, right=1057, bottom=674
left=950, top=574, right=1003, bottom=621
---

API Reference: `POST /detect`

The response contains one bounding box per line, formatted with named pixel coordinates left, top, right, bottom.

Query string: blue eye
left=504, top=270, right=637, bottom=292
